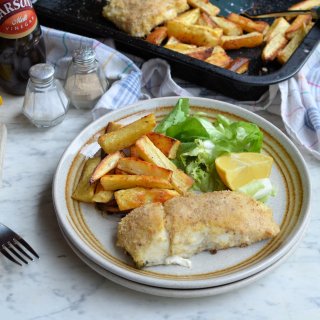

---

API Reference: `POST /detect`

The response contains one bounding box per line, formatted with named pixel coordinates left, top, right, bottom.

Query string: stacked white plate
left=53, top=97, right=311, bottom=298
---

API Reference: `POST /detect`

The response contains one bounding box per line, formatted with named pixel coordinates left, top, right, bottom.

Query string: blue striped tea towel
left=279, top=44, right=320, bottom=160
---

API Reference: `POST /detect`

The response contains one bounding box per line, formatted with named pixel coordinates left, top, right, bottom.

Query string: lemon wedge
left=215, top=152, right=273, bottom=190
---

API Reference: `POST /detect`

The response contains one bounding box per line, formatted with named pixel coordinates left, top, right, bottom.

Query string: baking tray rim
left=34, top=3, right=320, bottom=87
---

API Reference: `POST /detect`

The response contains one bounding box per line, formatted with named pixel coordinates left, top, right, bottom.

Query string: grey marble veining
left=0, top=91, right=319, bottom=320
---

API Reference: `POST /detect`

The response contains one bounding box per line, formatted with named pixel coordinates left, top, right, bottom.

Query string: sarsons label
left=0, top=0, right=37, bottom=39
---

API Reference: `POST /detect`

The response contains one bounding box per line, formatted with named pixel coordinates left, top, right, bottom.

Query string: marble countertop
left=0, top=89, right=319, bottom=320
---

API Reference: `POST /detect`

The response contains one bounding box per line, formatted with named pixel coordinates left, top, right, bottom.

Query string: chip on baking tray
left=102, top=0, right=189, bottom=37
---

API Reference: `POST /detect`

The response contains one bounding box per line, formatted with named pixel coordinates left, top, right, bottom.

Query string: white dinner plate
left=53, top=97, right=311, bottom=290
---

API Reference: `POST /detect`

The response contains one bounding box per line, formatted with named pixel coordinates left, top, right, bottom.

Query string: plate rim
left=59, top=217, right=307, bottom=298
left=53, top=96, right=311, bottom=289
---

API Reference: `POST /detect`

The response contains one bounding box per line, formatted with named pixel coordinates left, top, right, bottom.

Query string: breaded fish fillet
left=102, top=0, right=189, bottom=37
left=117, top=191, right=280, bottom=268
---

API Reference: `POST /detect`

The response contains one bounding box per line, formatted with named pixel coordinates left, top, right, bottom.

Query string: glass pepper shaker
left=22, top=63, right=69, bottom=128
left=64, top=47, right=108, bottom=109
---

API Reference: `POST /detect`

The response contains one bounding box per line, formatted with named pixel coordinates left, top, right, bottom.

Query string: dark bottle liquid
left=0, top=0, right=46, bottom=95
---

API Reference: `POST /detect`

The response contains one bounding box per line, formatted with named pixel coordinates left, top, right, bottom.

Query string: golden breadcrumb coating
left=117, top=202, right=169, bottom=268
left=164, top=191, right=280, bottom=257
left=117, top=191, right=280, bottom=268
left=102, top=0, right=189, bottom=37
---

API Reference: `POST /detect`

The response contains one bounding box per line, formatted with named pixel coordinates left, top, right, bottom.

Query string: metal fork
left=0, top=223, right=39, bottom=266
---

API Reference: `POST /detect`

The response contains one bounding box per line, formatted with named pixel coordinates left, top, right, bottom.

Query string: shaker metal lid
left=72, top=47, right=96, bottom=64
left=29, top=63, right=55, bottom=84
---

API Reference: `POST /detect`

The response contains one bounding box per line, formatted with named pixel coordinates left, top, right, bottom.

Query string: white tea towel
left=42, top=26, right=142, bottom=120
left=140, top=58, right=280, bottom=112
left=141, top=59, right=193, bottom=98
left=279, top=44, right=320, bottom=159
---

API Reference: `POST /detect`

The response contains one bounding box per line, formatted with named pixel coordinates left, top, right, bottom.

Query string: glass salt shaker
left=64, top=47, right=108, bottom=109
left=22, top=63, right=69, bottom=128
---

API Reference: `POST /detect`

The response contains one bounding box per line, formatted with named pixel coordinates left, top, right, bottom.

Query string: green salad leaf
left=166, top=117, right=216, bottom=141
left=174, top=139, right=226, bottom=192
left=155, top=97, right=189, bottom=134
left=157, top=98, right=264, bottom=192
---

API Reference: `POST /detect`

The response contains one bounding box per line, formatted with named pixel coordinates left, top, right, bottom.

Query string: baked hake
left=117, top=191, right=280, bottom=268
left=102, top=0, right=189, bottom=37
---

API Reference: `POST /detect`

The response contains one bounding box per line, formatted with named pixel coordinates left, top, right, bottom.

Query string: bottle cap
left=29, top=63, right=55, bottom=85
left=72, top=47, right=96, bottom=65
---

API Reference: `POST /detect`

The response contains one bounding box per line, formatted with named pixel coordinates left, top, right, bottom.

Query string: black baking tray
left=34, top=0, right=320, bottom=100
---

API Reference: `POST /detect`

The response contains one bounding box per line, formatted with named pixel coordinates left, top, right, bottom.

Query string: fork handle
left=243, top=6, right=320, bottom=19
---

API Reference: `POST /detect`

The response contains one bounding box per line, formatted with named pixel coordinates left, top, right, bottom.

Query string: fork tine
left=16, top=237, right=39, bottom=259
left=1, top=248, right=22, bottom=266
left=12, top=241, right=33, bottom=261
left=6, top=243, right=28, bottom=264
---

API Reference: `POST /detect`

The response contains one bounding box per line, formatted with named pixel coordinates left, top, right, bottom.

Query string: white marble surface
left=0, top=88, right=319, bottom=320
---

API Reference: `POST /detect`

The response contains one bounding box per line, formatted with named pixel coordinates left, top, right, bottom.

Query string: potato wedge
left=205, top=47, right=233, bottom=68
left=287, top=1, right=320, bottom=20
left=90, top=151, right=124, bottom=184
left=262, top=33, right=288, bottom=61
left=98, top=114, right=156, bottom=154
left=209, top=45, right=225, bottom=54
left=222, top=32, right=263, bottom=50
left=115, top=187, right=180, bottom=211
left=101, top=122, right=122, bottom=158
left=227, top=13, right=269, bottom=34
left=264, top=18, right=290, bottom=43
left=228, top=57, right=250, bottom=74
left=166, top=20, right=222, bottom=46
left=256, top=21, right=270, bottom=35
left=92, top=183, right=114, bottom=203
left=100, top=174, right=173, bottom=191
left=135, top=136, right=193, bottom=193
left=72, top=157, right=100, bottom=203
left=146, top=132, right=181, bottom=159
left=130, top=145, right=140, bottom=158
left=146, top=26, right=168, bottom=45
left=164, top=42, right=198, bottom=54
left=285, top=14, right=312, bottom=39
left=135, top=136, right=179, bottom=173
left=165, top=36, right=181, bottom=45
left=289, top=0, right=320, bottom=11
left=114, top=168, right=129, bottom=175
left=175, top=8, right=200, bottom=24
left=105, top=121, right=123, bottom=133
left=277, top=23, right=314, bottom=64
left=196, top=12, right=218, bottom=28
left=187, top=0, right=220, bottom=17
left=187, top=47, right=214, bottom=60
left=210, top=16, right=243, bottom=36
left=117, top=157, right=173, bottom=179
